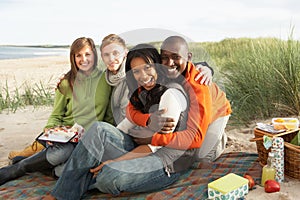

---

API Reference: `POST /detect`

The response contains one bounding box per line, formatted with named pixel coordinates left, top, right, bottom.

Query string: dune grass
left=196, top=36, right=300, bottom=126
left=1, top=36, right=300, bottom=127
left=0, top=81, right=54, bottom=113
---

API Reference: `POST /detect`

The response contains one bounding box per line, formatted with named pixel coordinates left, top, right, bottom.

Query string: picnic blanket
left=0, top=152, right=261, bottom=199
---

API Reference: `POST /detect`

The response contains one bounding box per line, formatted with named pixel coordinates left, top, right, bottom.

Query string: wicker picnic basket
left=252, top=128, right=300, bottom=180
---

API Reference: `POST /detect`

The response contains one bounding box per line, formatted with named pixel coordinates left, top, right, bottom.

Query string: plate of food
left=272, top=118, right=299, bottom=130
left=37, top=123, right=84, bottom=143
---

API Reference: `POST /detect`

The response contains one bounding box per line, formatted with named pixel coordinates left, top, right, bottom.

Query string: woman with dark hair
left=0, top=37, right=113, bottom=185
left=97, top=44, right=189, bottom=163
left=43, top=43, right=192, bottom=199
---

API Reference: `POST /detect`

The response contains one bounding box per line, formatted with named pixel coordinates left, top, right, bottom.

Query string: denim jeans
left=46, top=142, right=75, bottom=176
left=90, top=155, right=180, bottom=195
left=51, top=121, right=180, bottom=200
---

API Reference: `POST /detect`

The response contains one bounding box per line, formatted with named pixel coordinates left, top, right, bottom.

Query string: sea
left=0, top=46, right=69, bottom=60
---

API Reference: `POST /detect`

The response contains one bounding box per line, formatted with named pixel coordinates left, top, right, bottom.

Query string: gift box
left=208, top=173, right=249, bottom=199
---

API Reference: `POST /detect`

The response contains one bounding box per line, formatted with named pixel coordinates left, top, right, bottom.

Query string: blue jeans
left=91, top=155, right=181, bottom=195
left=46, top=142, right=75, bottom=177
left=51, top=121, right=180, bottom=200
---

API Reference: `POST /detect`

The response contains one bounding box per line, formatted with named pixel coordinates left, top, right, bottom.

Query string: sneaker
left=8, top=141, right=45, bottom=159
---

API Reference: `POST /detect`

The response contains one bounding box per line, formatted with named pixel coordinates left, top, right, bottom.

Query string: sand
left=0, top=56, right=70, bottom=167
left=0, top=56, right=299, bottom=199
left=0, top=56, right=70, bottom=94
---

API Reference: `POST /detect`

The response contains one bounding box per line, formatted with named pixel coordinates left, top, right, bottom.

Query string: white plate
left=38, top=130, right=76, bottom=143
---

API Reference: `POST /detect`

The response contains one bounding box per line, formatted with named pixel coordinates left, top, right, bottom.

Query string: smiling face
left=101, top=43, right=127, bottom=74
left=75, top=45, right=95, bottom=75
left=160, top=36, right=189, bottom=79
left=130, top=57, right=157, bottom=91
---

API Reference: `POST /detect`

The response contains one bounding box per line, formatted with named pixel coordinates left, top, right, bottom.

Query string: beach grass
left=197, top=35, right=300, bottom=126
left=0, top=81, right=54, bottom=113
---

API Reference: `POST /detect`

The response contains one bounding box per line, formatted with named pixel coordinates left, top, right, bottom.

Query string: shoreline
left=0, top=46, right=69, bottom=60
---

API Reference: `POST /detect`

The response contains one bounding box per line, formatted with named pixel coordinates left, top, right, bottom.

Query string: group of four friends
left=0, top=34, right=231, bottom=200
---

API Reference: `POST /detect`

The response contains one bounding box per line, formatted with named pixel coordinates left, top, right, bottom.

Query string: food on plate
left=48, top=126, right=74, bottom=137
left=274, top=118, right=284, bottom=123
left=289, top=119, right=298, bottom=122
left=272, top=118, right=299, bottom=130
left=38, top=123, right=84, bottom=143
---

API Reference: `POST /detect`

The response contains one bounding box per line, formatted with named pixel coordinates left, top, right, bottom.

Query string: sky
left=0, top=0, right=300, bottom=45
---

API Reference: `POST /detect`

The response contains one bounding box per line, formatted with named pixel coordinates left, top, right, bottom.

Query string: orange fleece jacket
left=126, top=62, right=231, bottom=150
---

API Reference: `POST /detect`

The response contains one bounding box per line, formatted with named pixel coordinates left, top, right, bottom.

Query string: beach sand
left=0, top=56, right=70, bottom=93
left=0, top=56, right=299, bottom=199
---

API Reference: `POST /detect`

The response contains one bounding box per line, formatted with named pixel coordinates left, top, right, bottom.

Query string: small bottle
left=261, top=152, right=276, bottom=186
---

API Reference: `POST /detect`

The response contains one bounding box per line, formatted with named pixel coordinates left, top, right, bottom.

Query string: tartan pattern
left=0, top=152, right=261, bottom=200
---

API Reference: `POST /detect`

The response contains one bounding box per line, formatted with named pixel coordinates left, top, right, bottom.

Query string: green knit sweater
left=45, top=68, right=113, bottom=130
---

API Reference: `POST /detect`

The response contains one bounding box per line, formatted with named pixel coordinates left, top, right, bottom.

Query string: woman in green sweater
left=0, top=37, right=113, bottom=185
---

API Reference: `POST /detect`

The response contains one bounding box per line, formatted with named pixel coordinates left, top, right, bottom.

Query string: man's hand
left=147, top=109, right=166, bottom=131
left=195, top=64, right=212, bottom=85
left=159, top=118, right=176, bottom=133
left=90, top=160, right=114, bottom=178
left=147, top=109, right=176, bottom=133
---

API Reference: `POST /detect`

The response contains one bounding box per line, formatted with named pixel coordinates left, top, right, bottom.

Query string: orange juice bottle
left=261, top=152, right=276, bottom=186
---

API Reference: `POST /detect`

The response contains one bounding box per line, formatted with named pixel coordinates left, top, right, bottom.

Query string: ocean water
left=0, top=46, right=69, bottom=60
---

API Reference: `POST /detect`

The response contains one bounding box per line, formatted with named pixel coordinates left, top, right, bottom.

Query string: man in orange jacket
left=127, top=35, right=231, bottom=161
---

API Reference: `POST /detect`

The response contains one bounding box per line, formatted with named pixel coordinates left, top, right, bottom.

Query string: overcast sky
left=0, top=0, right=299, bottom=45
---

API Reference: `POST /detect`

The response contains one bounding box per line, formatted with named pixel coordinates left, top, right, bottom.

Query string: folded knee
left=94, top=165, right=131, bottom=195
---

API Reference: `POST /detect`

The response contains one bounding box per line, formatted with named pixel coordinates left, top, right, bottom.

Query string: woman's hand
left=46, top=141, right=54, bottom=146
left=90, top=160, right=114, bottom=178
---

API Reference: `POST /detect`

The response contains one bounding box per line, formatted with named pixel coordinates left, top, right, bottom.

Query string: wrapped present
left=208, top=173, right=249, bottom=199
